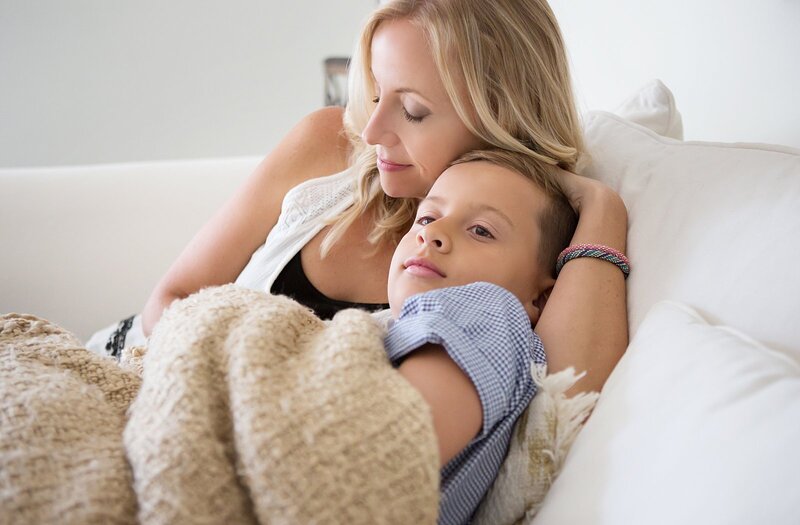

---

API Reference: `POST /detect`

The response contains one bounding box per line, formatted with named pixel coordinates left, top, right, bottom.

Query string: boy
left=383, top=148, right=577, bottom=525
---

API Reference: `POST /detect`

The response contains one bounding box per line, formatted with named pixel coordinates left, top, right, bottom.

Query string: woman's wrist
left=141, top=288, right=175, bottom=337
left=570, top=184, right=628, bottom=252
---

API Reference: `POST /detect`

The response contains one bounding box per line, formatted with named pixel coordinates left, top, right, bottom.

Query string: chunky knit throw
left=1, top=285, right=440, bottom=524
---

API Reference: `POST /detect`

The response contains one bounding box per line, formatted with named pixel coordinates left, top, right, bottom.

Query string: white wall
left=549, top=0, right=800, bottom=147
left=2, top=0, right=798, bottom=169
left=0, top=0, right=376, bottom=168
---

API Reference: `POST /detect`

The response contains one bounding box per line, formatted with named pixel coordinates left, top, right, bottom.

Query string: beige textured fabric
left=1, top=285, right=440, bottom=524
left=0, top=314, right=141, bottom=524
left=472, top=365, right=600, bottom=525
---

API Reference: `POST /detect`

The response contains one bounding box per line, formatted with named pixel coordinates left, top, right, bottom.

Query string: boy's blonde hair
left=322, top=0, right=583, bottom=256
left=451, top=148, right=578, bottom=277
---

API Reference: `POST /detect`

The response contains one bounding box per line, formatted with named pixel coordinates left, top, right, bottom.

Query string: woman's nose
left=361, top=101, right=399, bottom=147
left=417, top=223, right=451, bottom=253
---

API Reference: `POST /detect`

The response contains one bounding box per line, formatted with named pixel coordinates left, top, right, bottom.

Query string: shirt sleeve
left=384, top=282, right=543, bottom=439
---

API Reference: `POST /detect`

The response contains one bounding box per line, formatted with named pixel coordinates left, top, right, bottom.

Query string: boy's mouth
left=403, top=257, right=446, bottom=278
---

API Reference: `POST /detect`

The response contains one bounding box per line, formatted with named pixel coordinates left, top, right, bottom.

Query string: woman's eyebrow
left=395, top=87, right=435, bottom=106
left=370, top=74, right=436, bottom=105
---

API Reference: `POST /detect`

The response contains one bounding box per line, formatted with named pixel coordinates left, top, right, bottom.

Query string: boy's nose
left=417, top=224, right=451, bottom=252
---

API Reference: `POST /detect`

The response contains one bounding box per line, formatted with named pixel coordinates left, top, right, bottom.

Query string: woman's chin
left=379, top=173, right=427, bottom=200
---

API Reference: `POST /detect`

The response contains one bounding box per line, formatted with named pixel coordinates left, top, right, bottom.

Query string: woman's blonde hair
left=322, top=0, right=583, bottom=256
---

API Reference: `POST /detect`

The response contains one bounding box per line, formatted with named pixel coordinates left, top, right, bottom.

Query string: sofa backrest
left=0, top=156, right=258, bottom=341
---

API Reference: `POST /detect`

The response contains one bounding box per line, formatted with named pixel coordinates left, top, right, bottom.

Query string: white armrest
left=0, top=156, right=259, bottom=341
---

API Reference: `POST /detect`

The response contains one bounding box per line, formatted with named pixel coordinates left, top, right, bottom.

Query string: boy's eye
left=416, top=216, right=435, bottom=226
left=470, top=225, right=495, bottom=239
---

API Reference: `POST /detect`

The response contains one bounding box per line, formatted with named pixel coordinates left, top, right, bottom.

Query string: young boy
left=383, top=148, right=577, bottom=525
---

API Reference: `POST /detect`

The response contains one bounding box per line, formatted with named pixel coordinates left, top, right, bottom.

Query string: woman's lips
left=378, top=157, right=412, bottom=172
left=404, top=257, right=445, bottom=278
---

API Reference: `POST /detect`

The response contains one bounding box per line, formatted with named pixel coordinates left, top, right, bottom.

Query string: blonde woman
left=95, top=1, right=628, bottom=521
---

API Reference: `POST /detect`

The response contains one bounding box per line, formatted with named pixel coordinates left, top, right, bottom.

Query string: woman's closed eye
left=371, top=94, right=427, bottom=123
left=402, top=97, right=430, bottom=123
left=403, top=107, right=425, bottom=123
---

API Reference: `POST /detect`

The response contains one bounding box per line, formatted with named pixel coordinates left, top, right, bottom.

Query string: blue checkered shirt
left=384, top=282, right=545, bottom=525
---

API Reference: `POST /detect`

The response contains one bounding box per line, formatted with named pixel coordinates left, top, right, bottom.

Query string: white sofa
left=2, top=81, right=799, bottom=524
left=1, top=156, right=257, bottom=342
left=530, top=84, right=800, bottom=524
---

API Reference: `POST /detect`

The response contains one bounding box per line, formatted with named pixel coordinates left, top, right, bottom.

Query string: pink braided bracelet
left=555, top=243, right=630, bottom=278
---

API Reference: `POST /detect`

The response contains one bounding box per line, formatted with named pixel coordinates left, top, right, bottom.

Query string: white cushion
left=473, top=83, right=686, bottom=525
left=478, top=82, right=800, bottom=524
left=530, top=82, right=800, bottom=524
left=581, top=108, right=800, bottom=359
left=532, top=300, right=800, bottom=525
left=612, top=78, right=683, bottom=139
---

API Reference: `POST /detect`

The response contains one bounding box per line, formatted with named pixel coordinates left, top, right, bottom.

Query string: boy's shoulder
left=394, top=282, right=537, bottom=344
left=399, top=282, right=525, bottom=319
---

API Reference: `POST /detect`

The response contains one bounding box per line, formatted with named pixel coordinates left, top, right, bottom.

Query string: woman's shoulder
left=286, top=106, right=352, bottom=185
left=301, top=105, right=347, bottom=137
left=253, top=106, right=352, bottom=200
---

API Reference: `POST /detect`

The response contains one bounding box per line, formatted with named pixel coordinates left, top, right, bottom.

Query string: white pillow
left=473, top=83, right=685, bottom=525
left=532, top=301, right=800, bottom=525
left=580, top=108, right=800, bottom=359
left=612, top=78, right=683, bottom=139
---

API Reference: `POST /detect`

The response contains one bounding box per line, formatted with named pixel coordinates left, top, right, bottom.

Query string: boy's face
left=388, top=161, right=556, bottom=323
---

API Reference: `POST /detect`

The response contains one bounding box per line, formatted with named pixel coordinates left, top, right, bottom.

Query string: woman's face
left=362, top=19, right=484, bottom=199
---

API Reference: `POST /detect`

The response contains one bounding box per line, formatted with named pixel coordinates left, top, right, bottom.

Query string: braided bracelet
left=555, top=243, right=630, bottom=279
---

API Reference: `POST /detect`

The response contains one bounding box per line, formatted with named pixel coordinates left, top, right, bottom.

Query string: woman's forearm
left=536, top=180, right=629, bottom=395
left=141, top=287, right=184, bottom=337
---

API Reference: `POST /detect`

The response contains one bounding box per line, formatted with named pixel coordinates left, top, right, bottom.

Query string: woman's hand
left=535, top=170, right=629, bottom=396
left=558, top=170, right=628, bottom=251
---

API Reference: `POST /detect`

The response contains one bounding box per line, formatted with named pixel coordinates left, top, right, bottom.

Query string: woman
left=136, top=0, right=626, bottom=503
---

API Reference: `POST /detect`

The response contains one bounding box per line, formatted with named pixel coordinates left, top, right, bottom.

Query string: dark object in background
left=324, top=57, right=350, bottom=107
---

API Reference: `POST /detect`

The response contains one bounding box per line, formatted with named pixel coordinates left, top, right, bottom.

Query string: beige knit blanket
left=1, top=285, right=440, bottom=524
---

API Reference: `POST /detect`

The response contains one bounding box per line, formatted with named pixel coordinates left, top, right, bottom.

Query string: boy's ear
left=525, top=282, right=554, bottom=327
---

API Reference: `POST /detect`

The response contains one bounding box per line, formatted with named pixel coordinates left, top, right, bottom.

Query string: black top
left=270, top=251, right=390, bottom=320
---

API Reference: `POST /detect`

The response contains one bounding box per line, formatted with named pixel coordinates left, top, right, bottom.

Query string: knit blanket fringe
left=1, top=285, right=440, bottom=524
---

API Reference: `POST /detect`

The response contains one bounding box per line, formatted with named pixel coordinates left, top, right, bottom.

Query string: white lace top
left=235, top=166, right=356, bottom=292
left=87, top=165, right=395, bottom=355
